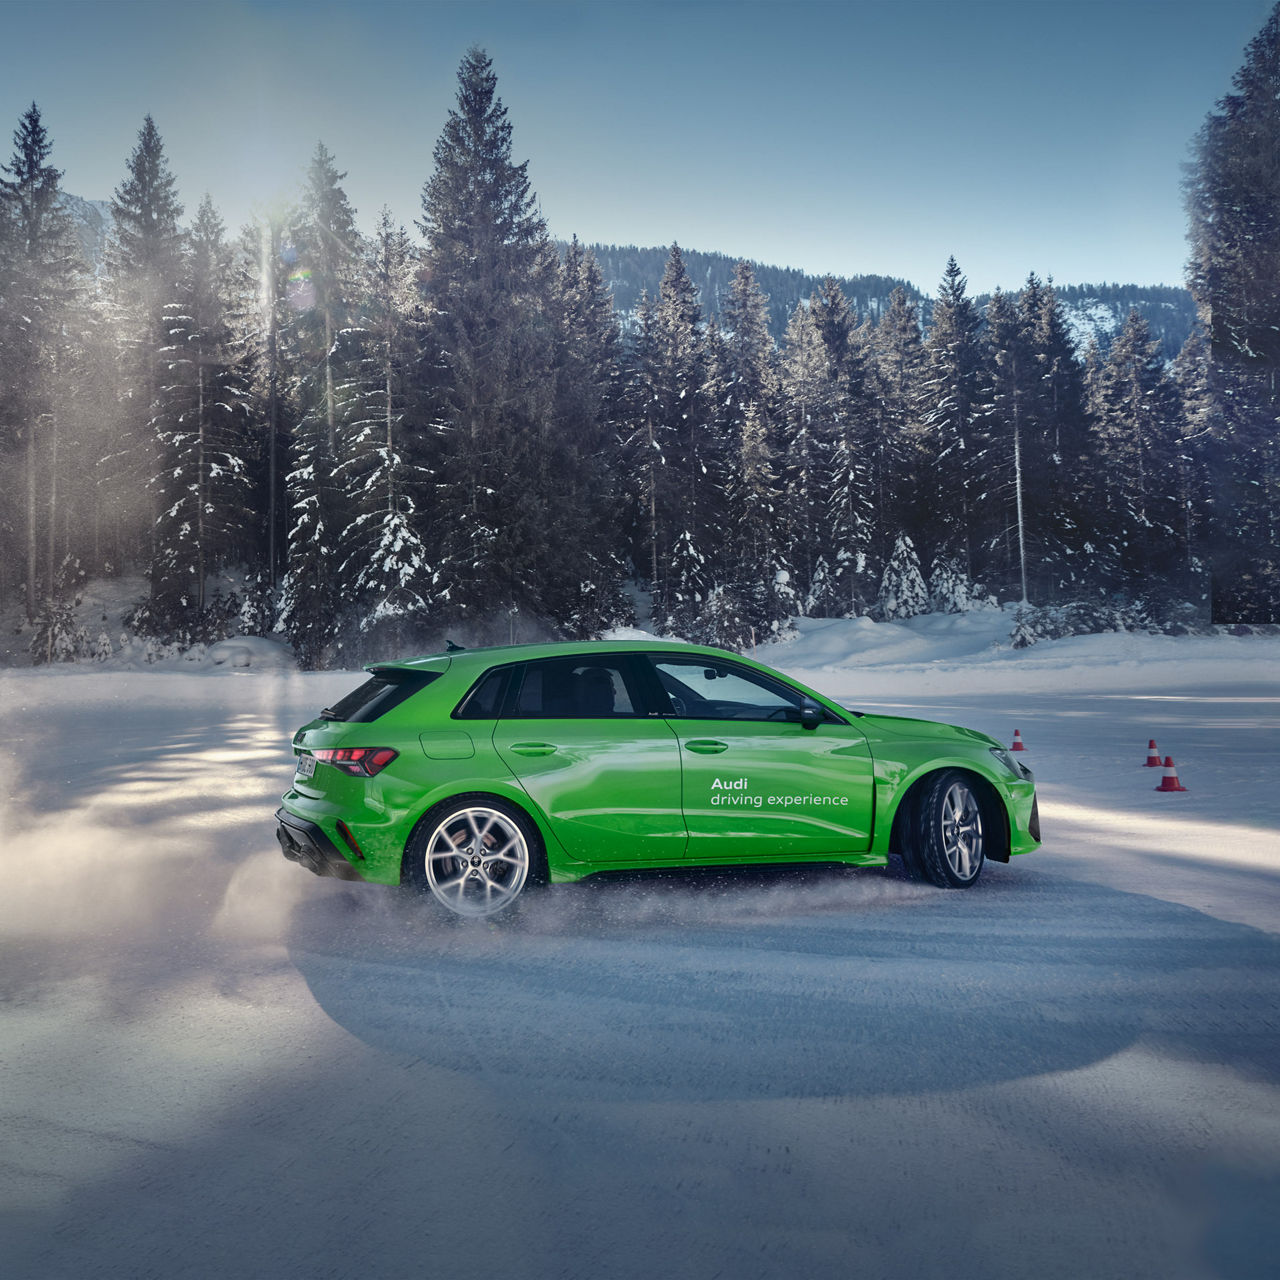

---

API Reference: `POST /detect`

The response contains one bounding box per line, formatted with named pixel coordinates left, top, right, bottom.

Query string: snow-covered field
left=2, top=621, right=1278, bottom=1280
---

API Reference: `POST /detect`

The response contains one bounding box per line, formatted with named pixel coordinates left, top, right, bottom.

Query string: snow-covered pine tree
left=779, top=300, right=827, bottom=610
left=868, top=287, right=928, bottom=568
left=294, top=143, right=362, bottom=458
left=240, top=208, right=296, bottom=590
left=271, top=147, right=366, bottom=654
left=620, top=289, right=664, bottom=589
left=337, top=208, right=438, bottom=655
left=981, top=288, right=1033, bottom=602
left=144, top=195, right=254, bottom=636
left=1089, top=310, right=1190, bottom=601
left=417, top=47, right=561, bottom=625
left=662, top=528, right=709, bottom=641
left=721, top=259, right=776, bottom=418
left=273, top=441, right=343, bottom=665
left=877, top=533, right=928, bottom=620
left=928, top=554, right=977, bottom=614
left=628, top=244, right=710, bottom=622
left=549, top=237, right=632, bottom=636
left=711, top=259, right=776, bottom=592
left=1021, top=276, right=1094, bottom=599
left=922, top=257, right=985, bottom=583
left=104, top=115, right=185, bottom=568
left=726, top=402, right=795, bottom=644
left=805, top=278, right=876, bottom=616
left=0, top=103, right=83, bottom=621
left=1184, top=1, right=1280, bottom=620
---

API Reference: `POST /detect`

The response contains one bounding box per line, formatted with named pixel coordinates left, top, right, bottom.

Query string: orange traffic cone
left=1155, top=757, right=1187, bottom=792
left=1011, top=729, right=1027, bottom=752
left=1144, top=739, right=1161, bottom=767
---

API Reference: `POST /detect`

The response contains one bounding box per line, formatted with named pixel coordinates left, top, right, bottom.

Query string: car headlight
left=990, top=747, right=1033, bottom=781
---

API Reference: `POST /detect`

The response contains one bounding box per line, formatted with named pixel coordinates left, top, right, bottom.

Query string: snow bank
left=756, top=610, right=1280, bottom=698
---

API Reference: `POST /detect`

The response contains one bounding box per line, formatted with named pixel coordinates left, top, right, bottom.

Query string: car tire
left=909, top=770, right=986, bottom=889
left=405, top=794, right=547, bottom=920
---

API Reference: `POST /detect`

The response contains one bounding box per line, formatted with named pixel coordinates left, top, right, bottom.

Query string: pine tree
left=0, top=103, right=82, bottom=620
left=273, top=148, right=364, bottom=655
left=1184, top=2, right=1280, bottom=619
left=145, top=195, right=253, bottom=635
left=982, top=289, right=1034, bottom=601
left=295, top=142, right=362, bottom=457
left=338, top=208, right=438, bottom=654
left=243, top=208, right=296, bottom=591
left=728, top=401, right=794, bottom=642
left=779, top=300, right=826, bottom=609
left=1186, top=2, right=1280, bottom=371
left=877, top=533, right=928, bottom=620
left=721, top=259, right=776, bottom=419
left=928, top=555, right=977, bottom=613
left=551, top=237, right=631, bottom=635
left=105, top=115, right=185, bottom=576
left=629, top=244, right=711, bottom=626
left=922, top=257, right=985, bottom=581
left=1091, top=310, right=1190, bottom=597
left=813, top=278, right=875, bottom=615
left=868, top=287, right=928, bottom=565
left=1022, top=276, right=1094, bottom=599
left=418, top=47, right=563, bottom=625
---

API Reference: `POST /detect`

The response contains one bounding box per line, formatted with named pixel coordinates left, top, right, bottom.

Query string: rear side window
left=454, top=668, right=510, bottom=720
left=510, top=657, right=642, bottom=718
left=320, top=670, right=441, bottom=723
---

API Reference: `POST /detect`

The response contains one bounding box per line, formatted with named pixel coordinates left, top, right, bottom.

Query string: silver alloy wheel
left=424, top=806, right=531, bottom=917
left=940, top=780, right=983, bottom=881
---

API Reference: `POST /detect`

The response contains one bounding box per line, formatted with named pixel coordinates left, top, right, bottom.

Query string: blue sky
left=1, top=0, right=1273, bottom=294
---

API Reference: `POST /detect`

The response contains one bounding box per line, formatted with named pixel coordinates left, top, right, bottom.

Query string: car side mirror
left=799, top=700, right=823, bottom=731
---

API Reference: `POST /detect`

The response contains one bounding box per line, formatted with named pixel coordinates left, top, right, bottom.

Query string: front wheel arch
left=890, top=767, right=1010, bottom=882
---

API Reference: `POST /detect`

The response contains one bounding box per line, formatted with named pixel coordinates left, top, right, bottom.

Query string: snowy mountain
left=578, top=242, right=921, bottom=340
left=1046, top=283, right=1197, bottom=362
left=58, top=196, right=1192, bottom=358
left=57, top=191, right=113, bottom=273
left=575, top=242, right=1196, bottom=358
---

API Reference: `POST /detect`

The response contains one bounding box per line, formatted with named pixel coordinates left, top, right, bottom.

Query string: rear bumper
left=275, top=807, right=364, bottom=881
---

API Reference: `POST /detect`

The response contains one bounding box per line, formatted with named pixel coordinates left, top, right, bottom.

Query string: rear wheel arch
left=400, top=790, right=551, bottom=891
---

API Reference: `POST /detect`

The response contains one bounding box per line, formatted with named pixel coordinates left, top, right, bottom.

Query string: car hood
left=853, top=712, right=1001, bottom=750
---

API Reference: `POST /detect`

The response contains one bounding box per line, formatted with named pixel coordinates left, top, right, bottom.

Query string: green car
left=276, top=641, right=1040, bottom=918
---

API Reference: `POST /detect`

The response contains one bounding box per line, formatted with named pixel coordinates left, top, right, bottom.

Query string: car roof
left=372, top=638, right=747, bottom=675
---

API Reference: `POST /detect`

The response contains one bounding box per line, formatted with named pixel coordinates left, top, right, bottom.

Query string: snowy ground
left=2, top=623, right=1278, bottom=1280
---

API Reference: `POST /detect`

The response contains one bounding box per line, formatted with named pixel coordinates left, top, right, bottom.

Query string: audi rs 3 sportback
left=276, top=641, right=1040, bottom=918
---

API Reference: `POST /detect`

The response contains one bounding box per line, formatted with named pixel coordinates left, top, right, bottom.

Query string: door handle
left=509, top=742, right=558, bottom=757
left=685, top=739, right=728, bottom=754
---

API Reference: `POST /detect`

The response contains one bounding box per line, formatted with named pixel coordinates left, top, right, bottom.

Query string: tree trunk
left=197, top=360, right=207, bottom=611
left=26, top=423, right=37, bottom=621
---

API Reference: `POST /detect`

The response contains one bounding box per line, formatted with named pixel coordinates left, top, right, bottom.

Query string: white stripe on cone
left=1155, top=756, right=1188, bottom=792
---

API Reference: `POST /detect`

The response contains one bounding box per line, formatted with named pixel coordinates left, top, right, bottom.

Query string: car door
left=643, top=653, right=875, bottom=859
left=491, top=654, right=686, bottom=863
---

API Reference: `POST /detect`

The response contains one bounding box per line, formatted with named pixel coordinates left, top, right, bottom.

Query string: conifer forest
left=2, top=13, right=1279, bottom=668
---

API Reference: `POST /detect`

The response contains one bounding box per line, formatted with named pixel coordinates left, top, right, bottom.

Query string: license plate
left=296, top=753, right=316, bottom=779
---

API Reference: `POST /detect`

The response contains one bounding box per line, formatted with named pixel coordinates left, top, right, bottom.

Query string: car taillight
left=312, top=747, right=399, bottom=777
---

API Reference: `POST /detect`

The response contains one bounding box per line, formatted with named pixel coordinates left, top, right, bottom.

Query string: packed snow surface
left=2, top=623, right=1278, bottom=1279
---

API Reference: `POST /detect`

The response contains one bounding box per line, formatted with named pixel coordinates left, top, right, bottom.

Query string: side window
left=510, top=657, right=641, bottom=719
left=454, top=668, right=509, bottom=720
left=649, top=657, right=806, bottom=722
